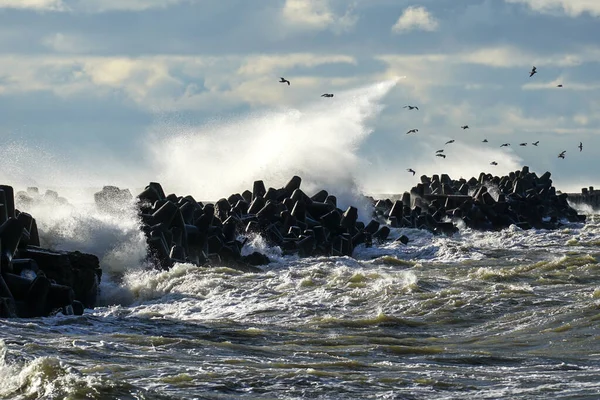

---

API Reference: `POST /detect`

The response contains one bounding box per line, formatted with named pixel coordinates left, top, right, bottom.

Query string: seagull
left=321, top=93, right=334, bottom=97
left=406, top=129, right=419, bottom=134
left=529, top=66, right=537, bottom=77
left=519, top=143, right=527, bottom=146
left=436, top=149, right=444, bottom=153
left=482, top=139, right=488, bottom=143
left=532, top=141, right=539, bottom=146
left=490, top=161, right=498, bottom=166
left=436, top=154, right=446, bottom=158
left=403, top=105, right=419, bottom=110
left=279, top=77, right=290, bottom=85
left=407, top=168, right=416, bottom=176
left=461, top=125, right=469, bottom=129
left=578, top=142, right=583, bottom=152
left=557, top=84, right=563, bottom=87
left=445, top=139, right=455, bottom=145
left=500, top=143, right=510, bottom=147
left=558, top=150, right=566, bottom=159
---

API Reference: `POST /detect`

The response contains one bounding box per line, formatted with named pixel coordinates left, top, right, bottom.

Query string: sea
left=1, top=80, right=599, bottom=399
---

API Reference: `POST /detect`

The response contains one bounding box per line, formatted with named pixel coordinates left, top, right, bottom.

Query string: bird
left=490, top=161, right=498, bottom=166
left=436, top=149, right=444, bottom=153
left=529, top=66, right=537, bottom=77
left=461, top=125, right=469, bottom=129
left=279, top=77, right=290, bottom=85
left=482, top=139, right=488, bottom=143
left=445, top=139, right=455, bottom=145
left=557, top=84, right=563, bottom=87
left=558, top=150, right=566, bottom=159
left=436, top=154, right=446, bottom=158
left=519, top=143, right=527, bottom=146
left=407, top=168, right=416, bottom=176
left=578, top=142, right=583, bottom=152
left=406, top=129, right=419, bottom=134
left=403, top=105, right=419, bottom=110
left=500, top=143, right=510, bottom=147
left=532, top=141, right=539, bottom=146
left=321, top=93, right=334, bottom=97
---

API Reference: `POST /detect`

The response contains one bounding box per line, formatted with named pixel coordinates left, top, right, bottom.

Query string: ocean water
left=1, top=81, right=600, bottom=399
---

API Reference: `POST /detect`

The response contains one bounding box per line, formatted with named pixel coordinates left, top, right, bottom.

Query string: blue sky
left=0, top=0, right=598, bottom=197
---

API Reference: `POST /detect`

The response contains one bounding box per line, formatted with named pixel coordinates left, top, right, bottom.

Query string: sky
left=0, top=0, right=599, bottom=198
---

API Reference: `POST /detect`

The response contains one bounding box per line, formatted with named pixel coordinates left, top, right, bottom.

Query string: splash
left=147, top=79, right=401, bottom=219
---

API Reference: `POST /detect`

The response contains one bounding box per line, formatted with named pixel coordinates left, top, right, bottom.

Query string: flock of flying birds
left=279, top=69, right=583, bottom=179
left=402, top=66, right=583, bottom=176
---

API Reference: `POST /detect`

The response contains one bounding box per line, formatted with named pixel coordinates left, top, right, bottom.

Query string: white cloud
left=73, top=0, right=192, bottom=13
left=505, top=0, right=600, bottom=17
left=0, top=53, right=361, bottom=110
left=0, top=0, right=65, bottom=11
left=0, top=0, right=191, bottom=12
left=391, top=5, right=438, bottom=33
left=281, top=0, right=358, bottom=33
left=236, top=53, right=356, bottom=76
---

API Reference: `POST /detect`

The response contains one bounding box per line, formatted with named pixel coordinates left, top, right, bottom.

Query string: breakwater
left=566, top=186, right=600, bottom=209
left=1, top=166, right=587, bottom=318
left=1, top=186, right=101, bottom=318
left=119, top=166, right=584, bottom=272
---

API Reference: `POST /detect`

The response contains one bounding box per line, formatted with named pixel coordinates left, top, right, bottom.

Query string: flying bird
left=279, top=77, right=290, bottom=85
left=500, top=143, right=510, bottom=147
left=403, top=105, right=419, bottom=110
left=436, top=154, right=446, bottom=158
left=529, top=66, right=537, bottom=77
left=321, top=93, right=334, bottom=97
left=407, top=168, right=416, bottom=176
left=490, top=161, right=498, bottom=166
left=482, top=139, right=488, bottom=143
left=519, top=143, right=527, bottom=146
left=445, top=139, right=455, bottom=145
left=461, top=125, right=469, bottom=129
left=578, top=142, right=583, bottom=152
left=558, top=150, right=566, bottom=159
left=532, top=141, right=539, bottom=146
left=436, top=149, right=444, bottom=153
left=406, top=129, right=419, bottom=134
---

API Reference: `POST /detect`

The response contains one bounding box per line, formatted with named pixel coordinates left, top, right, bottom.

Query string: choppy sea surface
left=1, top=198, right=599, bottom=400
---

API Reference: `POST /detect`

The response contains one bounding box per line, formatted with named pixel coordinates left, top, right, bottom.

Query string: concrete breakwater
left=0, top=186, right=102, bottom=318
left=566, top=186, right=600, bottom=209
left=1, top=166, right=585, bottom=318
left=113, top=166, right=584, bottom=272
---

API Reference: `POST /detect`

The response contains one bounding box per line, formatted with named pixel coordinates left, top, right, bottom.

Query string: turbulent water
left=2, top=81, right=600, bottom=399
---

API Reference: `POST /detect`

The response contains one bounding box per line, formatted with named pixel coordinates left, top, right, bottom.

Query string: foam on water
left=15, top=196, right=148, bottom=276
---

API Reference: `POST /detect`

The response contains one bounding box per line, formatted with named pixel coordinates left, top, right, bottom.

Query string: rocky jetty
left=374, top=167, right=586, bottom=232
left=131, top=176, right=391, bottom=271
left=2, top=167, right=583, bottom=318
left=566, top=186, right=600, bottom=209
left=1, top=186, right=102, bottom=318
left=128, top=167, right=585, bottom=272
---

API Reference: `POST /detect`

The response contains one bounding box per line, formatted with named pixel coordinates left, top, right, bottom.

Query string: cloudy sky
left=0, top=0, right=598, bottom=198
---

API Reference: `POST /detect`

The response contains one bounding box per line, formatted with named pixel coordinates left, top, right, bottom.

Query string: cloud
left=391, top=5, right=439, bottom=33
left=0, top=53, right=360, bottom=110
left=0, top=0, right=65, bottom=11
left=0, top=0, right=192, bottom=13
left=505, top=0, right=600, bottom=17
left=281, top=0, right=358, bottom=34
left=73, top=0, right=192, bottom=13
